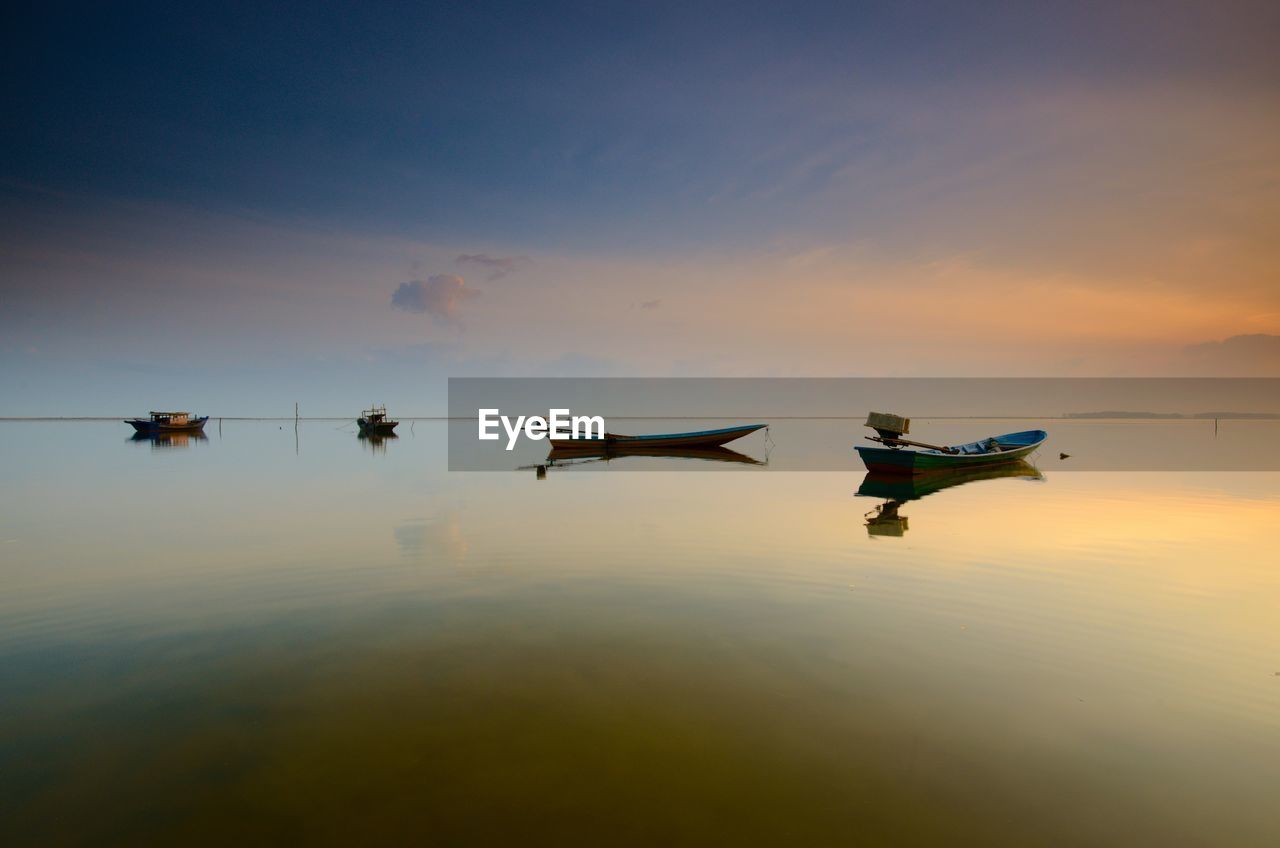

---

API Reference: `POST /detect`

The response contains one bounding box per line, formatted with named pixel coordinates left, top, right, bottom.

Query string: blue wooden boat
left=125, top=411, right=208, bottom=435
left=550, top=423, right=766, bottom=450
left=856, top=429, right=1047, bottom=475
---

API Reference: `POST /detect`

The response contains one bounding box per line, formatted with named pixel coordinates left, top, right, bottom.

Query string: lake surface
left=2, top=420, right=1278, bottom=845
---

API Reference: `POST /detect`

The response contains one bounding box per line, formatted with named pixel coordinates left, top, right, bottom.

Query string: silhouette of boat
left=550, top=423, right=766, bottom=450
left=125, top=411, right=208, bottom=435
left=358, top=405, right=398, bottom=435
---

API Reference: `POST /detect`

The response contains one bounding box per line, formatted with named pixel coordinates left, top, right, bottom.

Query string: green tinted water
left=2, top=421, right=1278, bottom=845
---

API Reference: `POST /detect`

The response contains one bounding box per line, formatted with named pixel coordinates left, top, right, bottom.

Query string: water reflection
left=128, top=431, right=209, bottom=449
left=857, top=461, right=1044, bottom=537
left=535, top=444, right=765, bottom=475
left=5, top=421, right=1279, bottom=845
left=358, top=431, right=399, bottom=453
left=391, top=514, right=470, bottom=562
left=393, top=519, right=430, bottom=558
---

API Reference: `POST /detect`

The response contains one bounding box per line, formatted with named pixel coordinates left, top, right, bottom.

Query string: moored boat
left=125, top=411, right=208, bottom=434
left=550, top=423, right=765, bottom=450
left=357, top=405, right=399, bottom=435
left=854, top=412, right=1045, bottom=475
left=856, top=429, right=1047, bottom=474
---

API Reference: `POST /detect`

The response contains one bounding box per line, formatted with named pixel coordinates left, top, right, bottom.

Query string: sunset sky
left=3, top=1, right=1278, bottom=414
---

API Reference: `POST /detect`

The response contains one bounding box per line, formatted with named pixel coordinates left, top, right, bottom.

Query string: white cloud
left=390, top=274, right=479, bottom=321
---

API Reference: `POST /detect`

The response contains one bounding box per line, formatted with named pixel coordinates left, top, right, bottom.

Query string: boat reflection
left=857, top=461, right=1044, bottom=537
left=358, top=431, right=399, bottom=454
left=533, top=444, right=765, bottom=475
left=129, top=431, right=209, bottom=449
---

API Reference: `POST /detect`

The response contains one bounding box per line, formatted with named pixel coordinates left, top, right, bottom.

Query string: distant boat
left=125, top=411, right=208, bottom=435
left=550, top=423, right=766, bottom=450
left=358, top=405, right=398, bottom=435
left=856, top=429, right=1047, bottom=474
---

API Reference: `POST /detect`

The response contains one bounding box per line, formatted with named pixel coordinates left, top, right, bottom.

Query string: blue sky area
left=2, top=1, right=1278, bottom=414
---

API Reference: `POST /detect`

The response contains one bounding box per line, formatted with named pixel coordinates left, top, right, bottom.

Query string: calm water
left=2, top=420, right=1278, bottom=845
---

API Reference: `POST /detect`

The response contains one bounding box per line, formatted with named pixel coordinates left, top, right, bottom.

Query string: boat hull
left=126, top=417, right=208, bottom=434
left=550, top=423, right=765, bottom=450
left=358, top=419, right=399, bottom=434
left=855, top=430, right=1046, bottom=475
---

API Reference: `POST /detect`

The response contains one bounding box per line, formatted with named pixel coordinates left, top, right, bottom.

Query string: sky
left=2, top=0, right=1278, bottom=414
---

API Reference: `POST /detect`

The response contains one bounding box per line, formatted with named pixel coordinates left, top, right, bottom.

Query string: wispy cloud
left=390, top=274, right=479, bottom=322
left=456, top=253, right=530, bottom=280
left=1182, top=334, right=1280, bottom=375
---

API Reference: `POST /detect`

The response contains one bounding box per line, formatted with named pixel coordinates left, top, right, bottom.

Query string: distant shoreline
left=1063, top=411, right=1280, bottom=420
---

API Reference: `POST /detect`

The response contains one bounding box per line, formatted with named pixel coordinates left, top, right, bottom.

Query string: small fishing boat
left=550, top=423, right=766, bottom=450
left=125, top=411, right=208, bottom=435
left=358, top=405, right=399, bottom=435
left=854, top=412, right=1045, bottom=475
